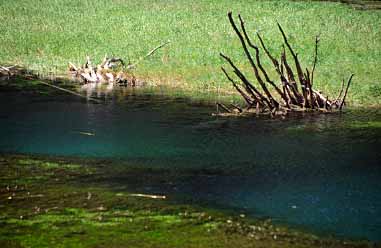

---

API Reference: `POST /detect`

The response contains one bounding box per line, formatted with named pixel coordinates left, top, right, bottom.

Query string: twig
left=107, top=58, right=125, bottom=69
left=221, top=67, right=253, bottom=106
left=258, top=34, right=296, bottom=105
left=277, top=23, right=302, bottom=78
left=38, top=81, right=102, bottom=103
left=230, top=103, right=243, bottom=113
left=257, top=34, right=281, bottom=73
left=339, top=74, right=354, bottom=111
left=238, top=15, right=287, bottom=107
left=0, top=65, right=15, bottom=71
left=281, top=46, right=303, bottom=105
left=0, top=65, right=16, bottom=77
left=311, top=35, right=320, bottom=86
left=305, top=67, right=316, bottom=109
left=227, top=12, right=277, bottom=109
left=220, top=53, right=267, bottom=107
left=277, top=22, right=309, bottom=107
left=312, top=89, right=332, bottom=108
left=335, top=78, right=346, bottom=103
left=216, top=103, right=232, bottom=113
left=128, top=193, right=166, bottom=199
left=128, top=41, right=171, bottom=69
left=68, top=62, right=78, bottom=72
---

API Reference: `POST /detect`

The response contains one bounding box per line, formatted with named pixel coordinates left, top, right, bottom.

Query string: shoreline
left=1, top=69, right=381, bottom=109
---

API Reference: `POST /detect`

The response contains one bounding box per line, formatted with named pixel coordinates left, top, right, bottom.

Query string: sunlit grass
left=0, top=0, right=380, bottom=105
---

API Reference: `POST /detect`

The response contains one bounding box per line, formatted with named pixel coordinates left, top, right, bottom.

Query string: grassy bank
left=0, top=154, right=375, bottom=247
left=0, top=0, right=380, bottom=106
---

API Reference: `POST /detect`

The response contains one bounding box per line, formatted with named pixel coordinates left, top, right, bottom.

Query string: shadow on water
left=0, top=81, right=381, bottom=241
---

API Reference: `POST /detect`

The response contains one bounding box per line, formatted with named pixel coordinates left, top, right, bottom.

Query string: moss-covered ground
left=0, top=154, right=376, bottom=248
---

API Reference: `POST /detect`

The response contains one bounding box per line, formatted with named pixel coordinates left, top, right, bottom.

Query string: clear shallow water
left=0, top=85, right=381, bottom=241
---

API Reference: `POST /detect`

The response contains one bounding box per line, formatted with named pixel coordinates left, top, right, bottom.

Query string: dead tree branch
left=238, top=15, right=288, bottom=108
left=218, top=12, right=353, bottom=116
left=339, top=74, right=354, bottom=111
left=311, top=35, right=320, bottom=86
left=221, top=67, right=253, bottom=106
left=227, top=12, right=278, bottom=109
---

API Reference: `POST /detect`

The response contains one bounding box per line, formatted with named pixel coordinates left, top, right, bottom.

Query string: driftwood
left=68, top=55, right=137, bottom=86
left=68, top=41, right=170, bottom=86
left=219, top=12, right=353, bottom=116
left=0, top=65, right=18, bottom=79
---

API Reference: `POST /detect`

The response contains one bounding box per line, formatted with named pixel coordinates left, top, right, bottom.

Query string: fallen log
left=219, top=12, right=353, bottom=116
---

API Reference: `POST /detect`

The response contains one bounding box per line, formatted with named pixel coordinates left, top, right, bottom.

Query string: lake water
left=0, top=84, right=380, bottom=241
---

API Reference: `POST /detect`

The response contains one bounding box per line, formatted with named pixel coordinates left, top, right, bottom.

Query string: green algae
left=285, top=117, right=381, bottom=136
left=0, top=207, right=221, bottom=248
left=0, top=154, right=376, bottom=248
left=349, top=121, right=381, bottom=129
left=17, top=159, right=82, bottom=171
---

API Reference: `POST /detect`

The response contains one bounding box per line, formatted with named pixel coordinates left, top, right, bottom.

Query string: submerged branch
left=39, top=81, right=102, bottom=103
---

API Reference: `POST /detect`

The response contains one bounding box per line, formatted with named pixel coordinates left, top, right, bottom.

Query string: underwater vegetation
left=0, top=155, right=377, bottom=248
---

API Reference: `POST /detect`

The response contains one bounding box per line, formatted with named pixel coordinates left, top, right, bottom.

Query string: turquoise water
left=0, top=85, right=380, bottom=241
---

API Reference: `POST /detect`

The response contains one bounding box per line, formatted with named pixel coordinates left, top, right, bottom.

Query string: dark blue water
left=0, top=85, right=380, bottom=241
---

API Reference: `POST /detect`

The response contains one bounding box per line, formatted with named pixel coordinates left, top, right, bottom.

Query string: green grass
left=0, top=0, right=380, bottom=106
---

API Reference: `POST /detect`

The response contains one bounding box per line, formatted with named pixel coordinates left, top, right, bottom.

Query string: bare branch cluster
left=219, top=12, right=353, bottom=116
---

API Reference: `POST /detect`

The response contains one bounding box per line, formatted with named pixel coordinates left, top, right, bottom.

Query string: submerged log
left=219, top=12, right=353, bottom=116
